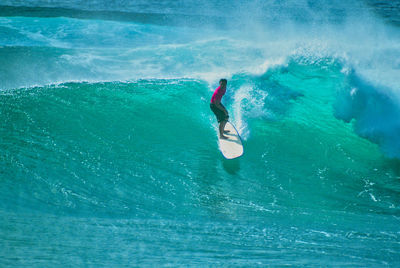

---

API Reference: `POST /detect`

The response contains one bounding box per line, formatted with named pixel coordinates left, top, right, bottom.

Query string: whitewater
left=1, top=0, right=400, bottom=266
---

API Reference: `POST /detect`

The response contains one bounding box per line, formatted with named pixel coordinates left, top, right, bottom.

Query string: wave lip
left=334, top=70, right=400, bottom=158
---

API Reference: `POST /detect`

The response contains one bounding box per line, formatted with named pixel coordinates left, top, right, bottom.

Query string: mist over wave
left=1, top=0, right=399, bottom=85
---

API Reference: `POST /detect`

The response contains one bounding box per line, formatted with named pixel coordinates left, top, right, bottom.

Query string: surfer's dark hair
left=219, top=78, right=227, bottom=84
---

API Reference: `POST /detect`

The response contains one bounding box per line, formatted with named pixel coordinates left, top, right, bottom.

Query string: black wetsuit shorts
left=210, top=103, right=229, bottom=123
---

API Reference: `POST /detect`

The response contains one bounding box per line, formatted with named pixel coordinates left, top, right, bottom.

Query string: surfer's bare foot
left=220, top=135, right=228, bottom=139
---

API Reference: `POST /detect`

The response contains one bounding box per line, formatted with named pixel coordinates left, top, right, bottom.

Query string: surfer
left=210, top=79, right=229, bottom=139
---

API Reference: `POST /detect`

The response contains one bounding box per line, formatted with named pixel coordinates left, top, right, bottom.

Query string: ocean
left=1, top=0, right=400, bottom=266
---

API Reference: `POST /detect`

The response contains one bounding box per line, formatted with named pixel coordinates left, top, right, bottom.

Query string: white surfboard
left=219, top=121, right=244, bottom=159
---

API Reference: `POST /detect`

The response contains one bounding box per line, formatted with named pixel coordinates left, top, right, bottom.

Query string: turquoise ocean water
left=1, top=0, right=400, bottom=266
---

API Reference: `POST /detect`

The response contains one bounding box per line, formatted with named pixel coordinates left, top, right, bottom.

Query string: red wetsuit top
left=210, top=86, right=226, bottom=104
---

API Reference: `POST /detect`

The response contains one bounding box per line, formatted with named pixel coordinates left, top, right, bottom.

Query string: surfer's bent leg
left=210, top=103, right=229, bottom=139
left=219, top=120, right=228, bottom=139
left=219, top=103, right=230, bottom=134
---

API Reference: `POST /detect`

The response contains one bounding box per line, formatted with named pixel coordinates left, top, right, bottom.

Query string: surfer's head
left=219, top=79, right=227, bottom=88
